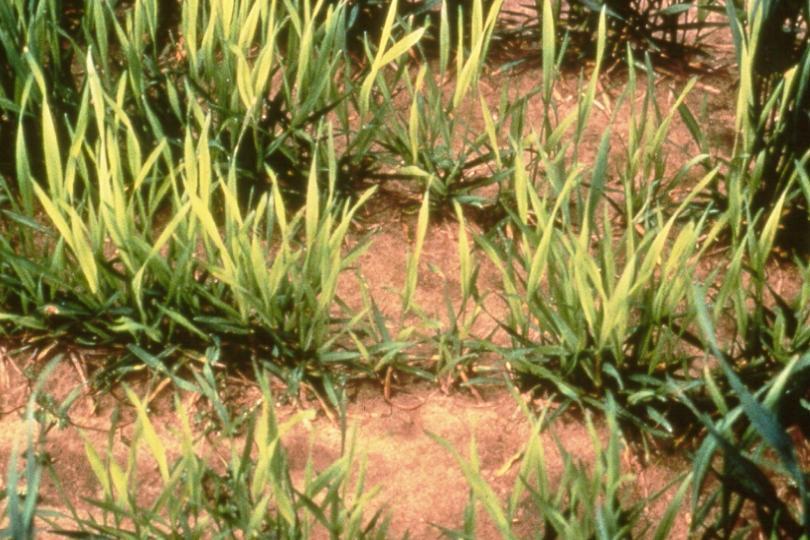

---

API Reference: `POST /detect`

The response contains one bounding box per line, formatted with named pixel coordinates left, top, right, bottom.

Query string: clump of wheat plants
left=2, top=362, right=389, bottom=538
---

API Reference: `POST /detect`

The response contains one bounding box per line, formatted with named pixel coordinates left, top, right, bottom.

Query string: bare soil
left=0, top=357, right=691, bottom=539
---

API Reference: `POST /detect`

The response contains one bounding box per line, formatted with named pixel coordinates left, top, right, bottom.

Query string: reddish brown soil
left=0, top=358, right=690, bottom=539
